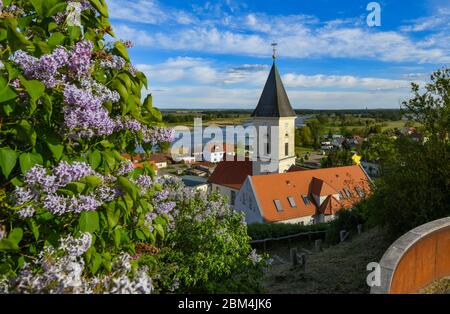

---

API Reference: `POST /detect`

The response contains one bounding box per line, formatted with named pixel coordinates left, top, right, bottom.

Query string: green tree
left=362, top=69, right=450, bottom=236
left=296, top=126, right=313, bottom=147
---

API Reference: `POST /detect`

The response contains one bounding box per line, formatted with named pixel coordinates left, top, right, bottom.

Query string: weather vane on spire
left=271, top=42, right=278, bottom=60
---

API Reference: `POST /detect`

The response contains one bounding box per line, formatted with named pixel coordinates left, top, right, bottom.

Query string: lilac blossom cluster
left=248, top=249, right=263, bottom=266
left=52, top=1, right=93, bottom=25
left=63, top=83, right=117, bottom=138
left=100, top=55, right=126, bottom=71
left=114, top=117, right=175, bottom=145
left=11, top=48, right=69, bottom=88
left=0, top=233, right=154, bottom=294
left=116, top=160, right=135, bottom=176
left=11, top=40, right=93, bottom=88
left=13, top=161, right=116, bottom=217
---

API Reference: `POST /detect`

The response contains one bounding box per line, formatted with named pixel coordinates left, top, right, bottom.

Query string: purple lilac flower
left=63, top=84, right=116, bottom=138
left=18, top=206, right=36, bottom=219
left=144, top=212, right=157, bottom=232
left=155, top=202, right=176, bottom=215
left=127, top=64, right=138, bottom=77
left=116, top=161, right=135, bottom=176
left=142, top=127, right=175, bottom=145
left=96, top=185, right=117, bottom=202
left=68, top=40, right=93, bottom=79
left=121, top=40, right=133, bottom=49
left=100, top=55, right=125, bottom=71
left=13, top=187, right=39, bottom=205
left=59, top=232, right=92, bottom=257
left=154, top=190, right=169, bottom=202
left=132, top=175, right=153, bottom=194
left=11, top=48, right=69, bottom=88
left=249, top=249, right=262, bottom=265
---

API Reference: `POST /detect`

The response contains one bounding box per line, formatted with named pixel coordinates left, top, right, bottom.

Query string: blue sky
left=106, top=0, right=450, bottom=109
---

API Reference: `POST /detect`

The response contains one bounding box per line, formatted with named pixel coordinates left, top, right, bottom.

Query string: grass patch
left=262, top=227, right=391, bottom=294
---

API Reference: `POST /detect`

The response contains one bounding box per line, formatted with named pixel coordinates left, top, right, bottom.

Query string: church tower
left=252, top=45, right=297, bottom=175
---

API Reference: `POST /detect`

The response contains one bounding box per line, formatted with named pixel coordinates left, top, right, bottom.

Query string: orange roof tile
left=249, top=165, right=371, bottom=222
left=208, top=160, right=253, bottom=190
left=311, top=177, right=338, bottom=196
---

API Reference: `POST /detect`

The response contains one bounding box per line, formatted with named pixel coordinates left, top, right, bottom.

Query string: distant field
left=165, top=116, right=251, bottom=127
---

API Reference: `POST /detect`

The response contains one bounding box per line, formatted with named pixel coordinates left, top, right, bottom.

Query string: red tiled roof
left=149, top=153, right=168, bottom=163
left=208, top=160, right=253, bottom=190
left=249, top=165, right=372, bottom=222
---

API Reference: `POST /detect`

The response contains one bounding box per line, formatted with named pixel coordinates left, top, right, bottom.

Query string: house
left=180, top=175, right=209, bottom=192
left=203, top=143, right=236, bottom=163
left=235, top=165, right=372, bottom=224
left=148, top=153, right=169, bottom=169
left=347, top=136, right=365, bottom=147
left=176, top=156, right=196, bottom=164
left=321, top=141, right=333, bottom=150
left=332, top=136, right=346, bottom=148
left=208, top=159, right=253, bottom=206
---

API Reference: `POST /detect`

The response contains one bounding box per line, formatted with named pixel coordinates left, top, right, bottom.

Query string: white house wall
left=235, top=178, right=264, bottom=224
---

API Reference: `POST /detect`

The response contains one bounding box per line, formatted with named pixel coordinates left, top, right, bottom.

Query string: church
left=208, top=53, right=372, bottom=224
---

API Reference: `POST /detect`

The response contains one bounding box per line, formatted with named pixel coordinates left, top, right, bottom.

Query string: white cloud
left=106, top=0, right=196, bottom=25
left=137, top=58, right=422, bottom=109
left=283, top=73, right=422, bottom=91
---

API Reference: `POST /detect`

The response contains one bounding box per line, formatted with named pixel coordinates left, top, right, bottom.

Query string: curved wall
left=371, top=217, right=450, bottom=294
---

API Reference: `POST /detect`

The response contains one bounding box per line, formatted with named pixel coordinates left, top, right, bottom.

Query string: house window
left=230, top=190, right=236, bottom=205
left=338, top=191, right=344, bottom=199
left=274, top=199, right=283, bottom=212
left=287, top=196, right=297, bottom=208
left=302, top=195, right=310, bottom=205
left=285, top=142, right=289, bottom=156
left=344, top=188, right=353, bottom=198
left=355, top=187, right=365, bottom=198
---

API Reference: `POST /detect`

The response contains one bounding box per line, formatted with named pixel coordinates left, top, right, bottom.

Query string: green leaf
left=90, top=0, right=109, bottom=17
left=19, top=77, right=45, bottom=103
left=143, top=94, right=153, bottom=111
left=149, top=107, right=162, bottom=122
left=47, top=32, right=66, bottom=47
left=8, top=228, right=23, bottom=245
left=91, top=253, right=103, bottom=274
left=0, top=147, right=18, bottom=179
left=112, top=80, right=128, bottom=102
left=102, top=151, right=116, bottom=170
left=113, top=227, right=121, bottom=247
left=89, top=150, right=102, bottom=169
left=83, top=175, right=102, bottom=189
left=68, top=26, right=82, bottom=41
left=19, top=152, right=43, bottom=173
left=44, top=2, right=67, bottom=18
left=154, top=224, right=165, bottom=239
left=79, top=211, right=100, bottom=233
left=0, top=77, right=17, bottom=103
left=117, top=177, right=137, bottom=201
left=0, top=239, right=19, bottom=251
left=28, top=220, right=39, bottom=241
left=106, top=206, right=120, bottom=229
left=6, top=18, right=32, bottom=51
left=16, top=120, right=37, bottom=146
left=29, top=0, right=44, bottom=16
left=66, top=182, right=86, bottom=194
left=46, top=135, right=64, bottom=161
left=113, top=41, right=130, bottom=61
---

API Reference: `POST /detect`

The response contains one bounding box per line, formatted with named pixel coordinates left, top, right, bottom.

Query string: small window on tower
left=285, top=142, right=289, bottom=156
left=266, top=142, right=271, bottom=155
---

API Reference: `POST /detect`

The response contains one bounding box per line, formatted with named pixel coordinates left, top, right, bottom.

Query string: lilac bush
left=0, top=0, right=265, bottom=295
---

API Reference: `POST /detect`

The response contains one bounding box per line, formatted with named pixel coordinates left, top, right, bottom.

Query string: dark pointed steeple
left=251, top=51, right=296, bottom=118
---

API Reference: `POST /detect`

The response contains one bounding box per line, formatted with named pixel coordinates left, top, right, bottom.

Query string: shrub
left=247, top=222, right=329, bottom=240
